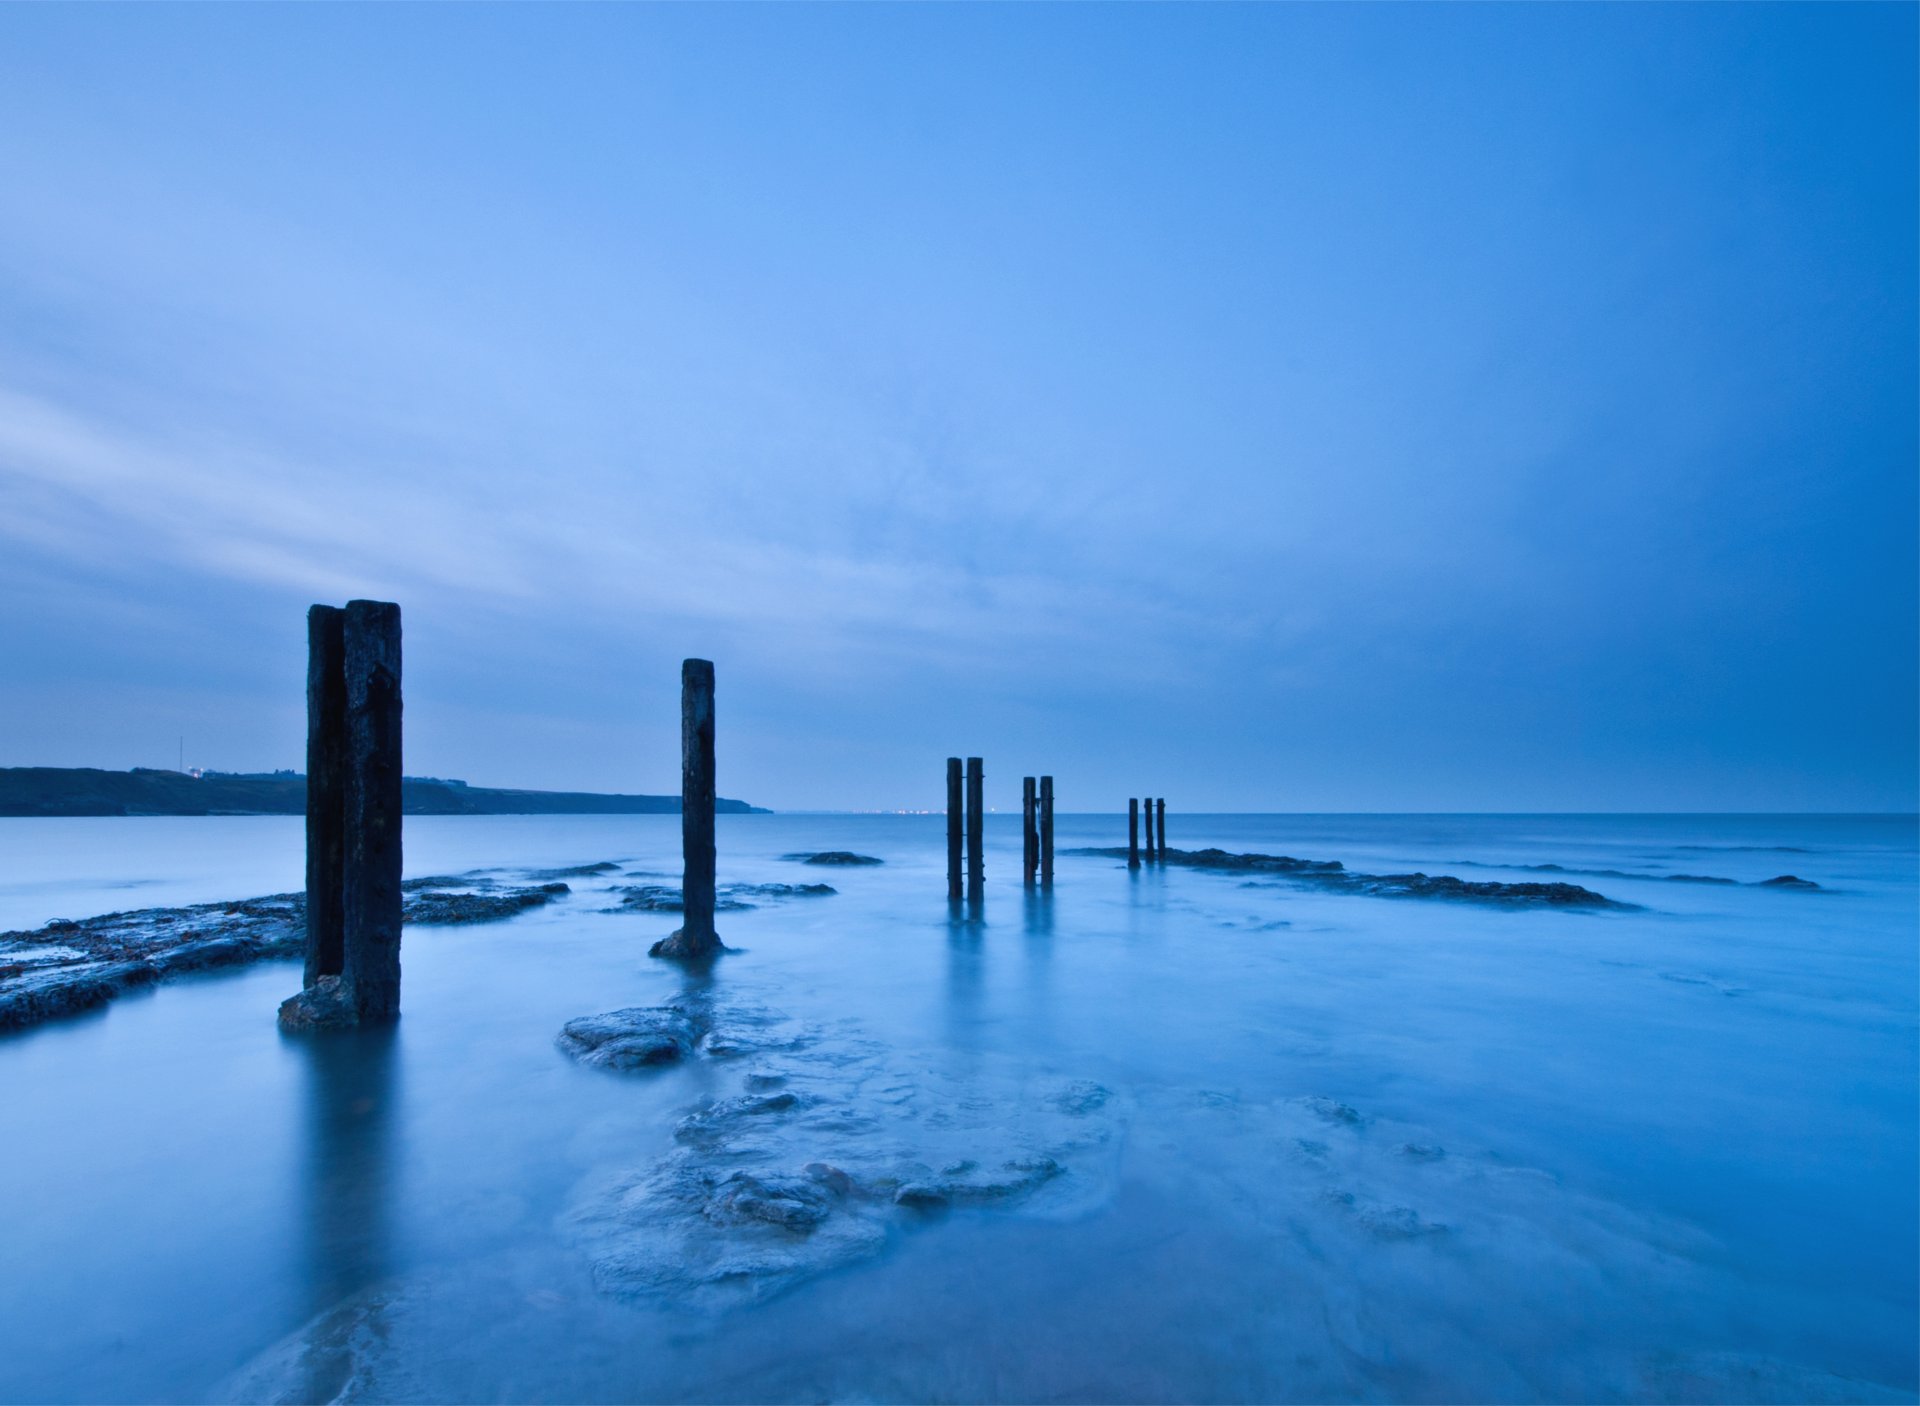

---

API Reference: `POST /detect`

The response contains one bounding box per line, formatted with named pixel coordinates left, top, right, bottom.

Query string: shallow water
left=0, top=813, right=1914, bottom=1403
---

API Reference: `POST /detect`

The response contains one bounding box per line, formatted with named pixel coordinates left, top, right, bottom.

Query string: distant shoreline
left=0, top=767, right=769, bottom=818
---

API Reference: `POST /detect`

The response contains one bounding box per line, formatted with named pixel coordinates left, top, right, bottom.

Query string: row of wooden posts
left=942, top=760, right=1058, bottom=897
left=284, top=600, right=1172, bottom=1027
left=1129, top=797, right=1168, bottom=867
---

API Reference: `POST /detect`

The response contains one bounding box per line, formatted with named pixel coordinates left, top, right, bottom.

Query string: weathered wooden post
left=303, top=605, right=346, bottom=990
left=1022, top=776, right=1038, bottom=886
left=342, top=601, right=403, bottom=1023
left=1156, top=798, right=1167, bottom=855
left=966, top=757, right=984, bottom=895
left=1144, top=790, right=1158, bottom=859
left=282, top=599, right=404, bottom=1031
left=651, top=658, right=721, bottom=963
left=946, top=757, right=963, bottom=899
left=1128, top=798, right=1140, bottom=868
left=1039, top=775, right=1054, bottom=886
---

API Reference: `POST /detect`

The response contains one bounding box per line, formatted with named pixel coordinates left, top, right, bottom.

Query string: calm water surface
left=0, top=813, right=1914, bottom=1403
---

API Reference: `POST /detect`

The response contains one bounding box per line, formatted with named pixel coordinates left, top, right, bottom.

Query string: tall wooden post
left=1144, top=789, right=1158, bottom=859
left=946, top=757, right=963, bottom=899
left=966, top=757, right=984, bottom=895
left=653, top=658, right=720, bottom=962
left=1039, top=776, right=1054, bottom=887
left=1128, top=798, right=1140, bottom=868
left=1156, top=798, right=1167, bottom=855
left=303, top=605, right=346, bottom=989
left=341, top=600, right=402, bottom=1024
left=1022, top=776, right=1038, bottom=887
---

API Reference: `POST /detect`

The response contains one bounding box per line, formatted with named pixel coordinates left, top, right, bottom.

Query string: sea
left=0, top=812, right=1913, bottom=1403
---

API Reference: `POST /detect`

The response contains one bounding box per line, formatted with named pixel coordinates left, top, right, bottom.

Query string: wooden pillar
left=303, top=605, right=346, bottom=989
left=966, top=757, right=984, bottom=895
left=341, top=600, right=402, bottom=1025
left=1156, top=798, right=1167, bottom=855
left=1128, top=798, right=1140, bottom=868
left=1022, top=776, right=1038, bottom=887
left=683, top=658, right=718, bottom=943
left=946, top=757, right=963, bottom=899
left=1039, top=776, right=1054, bottom=886
left=649, top=659, right=723, bottom=963
left=1144, top=789, right=1157, bottom=859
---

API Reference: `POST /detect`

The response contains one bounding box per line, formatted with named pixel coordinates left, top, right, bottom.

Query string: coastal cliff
left=0, top=767, right=768, bottom=817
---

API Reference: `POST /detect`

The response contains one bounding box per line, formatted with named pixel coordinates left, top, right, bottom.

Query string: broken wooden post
left=1040, top=776, right=1054, bottom=886
left=1128, top=798, right=1140, bottom=868
left=966, top=757, right=984, bottom=895
left=282, top=599, right=404, bottom=1031
left=652, top=658, right=721, bottom=963
left=1156, top=798, right=1167, bottom=855
left=946, top=757, right=963, bottom=900
left=1022, top=776, right=1038, bottom=887
left=342, top=600, right=403, bottom=1024
left=1144, top=790, right=1158, bottom=860
left=303, top=605, right=346, bottom=990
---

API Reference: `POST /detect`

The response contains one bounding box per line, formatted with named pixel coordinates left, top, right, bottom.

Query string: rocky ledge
left=1, top=878, right=574, bottom=1034
left=1065, top=846, right=1631, bottom=909
left=782, top=851, right=884, bottom=866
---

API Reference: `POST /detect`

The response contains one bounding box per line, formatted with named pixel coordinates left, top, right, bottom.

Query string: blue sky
left=0, top=4, right=1912, bottom=811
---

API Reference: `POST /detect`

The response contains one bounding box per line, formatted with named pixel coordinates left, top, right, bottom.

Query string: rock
left=708, top=1171, right=835, bottom=1229
left=648, top=927, right=728, bottom=964
left=1760, top=874, right=1820, bottom=890
left=524, top=862, right=621, bottom=879
left=781, top=852, right=883, bottom=866
left=0, top=894, right=305, bottom=1032
left=0, top=959, right=158, bottom=1031
left=277, top=974, right=358, bottom=1032
left=557, top=1006, right=700, bottom=1070
left=1053, top=1081, right=1111, bottom=1115
left=405, top=883, right=569, bottom=924
left=1063, top=846, right=1629, bottom=909
left=148, top=937, right=256, bottom=974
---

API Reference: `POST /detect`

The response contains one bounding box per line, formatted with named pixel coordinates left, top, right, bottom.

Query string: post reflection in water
left=296, top=1025, right=399, bottom=1325
left=945, top=897, right=986, bottom=1045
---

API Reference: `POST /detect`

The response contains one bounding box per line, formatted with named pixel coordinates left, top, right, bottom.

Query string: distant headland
left=0, top=767, right=769, bottom=818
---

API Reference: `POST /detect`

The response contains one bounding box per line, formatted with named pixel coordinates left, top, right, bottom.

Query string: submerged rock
left=405, top=882, right=570, bottom=924
left=524, top=861, right=623, bottom=879
left=1760, top=874, right=1820, bottom=890
left=1065, top=846, right=1630, bottom=909
left=557, top=1005, right=702, bottom=1070
left=782, top=852, right=884, bottom=866
left=610, top=882, right=835, bottom=915
left=560, top=997, right=1126, bottom=1310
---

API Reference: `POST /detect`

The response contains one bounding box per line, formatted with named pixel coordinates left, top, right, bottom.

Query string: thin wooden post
left=1128, top=798, right=1140, bottom=868
left=1039, top=776, right=1054, bottom=886
left=966, top=757, right=984, bottom=895
left=1022, top=776, right=1038, bottom=886
left=303, top=605, right=346, bottom=989
left=1144, top=789, right=1157, bottom=859
left=946, top=757, right=963, bottom=899
left=651, top=659, right=721, bottom=963
left=1156, top=798, right=1167, bottom=855
left=341, top=600, right=402, bottom=1024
